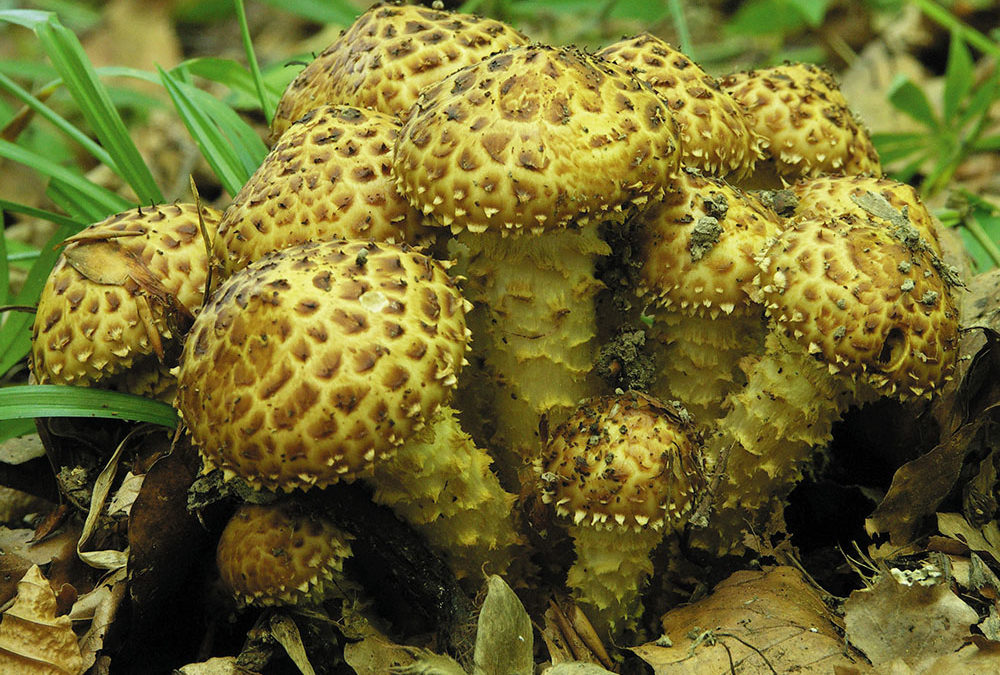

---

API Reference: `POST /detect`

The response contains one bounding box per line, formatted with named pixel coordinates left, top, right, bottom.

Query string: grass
left=0, top=0, right=998, bottom=440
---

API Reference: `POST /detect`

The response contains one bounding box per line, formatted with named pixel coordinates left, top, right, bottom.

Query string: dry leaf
left=268, top=614, right=315, bottom=675
left=473, top=575, right=532, bottom=675
left=69, top=568, right=127, bottom=673
left=175, top=657, right=242, bottom=675
left=937, top=513, right=1000, bottom=561
left=844, top=571, right=979, bottom=672
left=0, top=565, right=84, bottom=675
left=631, top=566, right=873, bottom=674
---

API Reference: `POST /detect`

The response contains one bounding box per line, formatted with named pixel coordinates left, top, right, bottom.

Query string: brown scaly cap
left=394, top=44, right=682, bottom=235
left=216, top=502, right=355, bottom=607
left=637, top=169, right=786, bottom=316
left=597, top=33, right=765, bottom=179
left=215, top=105, right=432, bottom=278
left=719, top=63, right=882, bottom=180
left=269, top=3, right=529, bottom=142
left=790, top=174, right=941, bottom=254
left=755, top=217, right=959, bottom=398
left=176, top=239, right=471, bottom=492
left=31, top=203, right=217, bottom=399
left=537, top=391, right=704, bottom=532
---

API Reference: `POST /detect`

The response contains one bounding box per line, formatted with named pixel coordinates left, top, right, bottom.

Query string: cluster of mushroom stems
left=28, top=1, right=960, bottom=656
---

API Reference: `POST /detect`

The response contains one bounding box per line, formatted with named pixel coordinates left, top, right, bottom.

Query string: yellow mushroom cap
left=790, top=174, right=941, bottom=254
left=537, top=391, right=704, bottom=532
left=755, top=217, right=959, bottom=397
left=176, top=239, right=470, bottom=491
left=269, top=3, right=529, bottom=142
left=31, top=203, right=217, bottom=399
left=597, top=33, right=764, bottom=179
left=719, top=63, right=882, bottom=179
left=215, top=105, right=432, bottom=278
left=216, top=502, right=354, bottom=607
left=394, top=44, right=682, bottom=234
left=637, top=169, right=785, bottom=316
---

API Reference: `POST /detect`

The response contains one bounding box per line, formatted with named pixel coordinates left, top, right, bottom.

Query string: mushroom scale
left=215, top=105, right=432, bottom=279
left=720, top=63, right=882, bottom=187
left=597, top=33, right=765, bottom=180
left=216, top=501, right=357, bottom=608
left=394, top=44, right=682, bottom=479
left=697, top=216, right=959, bottom=554
left=636, top=169, right=785, bottom=422
left=31, top=203, right=218, bottom=401
left=537, top=391, right=704, bottom=638
left=177, top=239, right=521, bottom=584
left=269, top=3, right=529, bottom=142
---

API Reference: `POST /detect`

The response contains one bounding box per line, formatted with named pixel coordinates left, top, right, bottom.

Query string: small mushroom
left=697, top=214, right=959, bottom=554
left=176, top=239, right=521, bottom=582
left=394, top=44, right=681, bottom=479
left=216, top=501, right=357, bottom=607
left=269, top=3, right=529, bottom=143
left=598, top=33, right=765, bottom=180
left=537, top=391, right=704, bottom=639
left=636, top=169, right=785, bottom=422
left=719, top=63, right=882, bottom=188
left=31, top=203, right=218, bottom=401
left=214, top=105, right=432, bottom=279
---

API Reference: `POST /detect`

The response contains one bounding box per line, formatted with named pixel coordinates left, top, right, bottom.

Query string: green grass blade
left=234, top=0, right=276, bottom=124
left=0, top=385, right=179, bottom=428
left=257, top=0, right=357, bottom=24
left=0, top=199, right=85, bottom=231
left=0, top=222, right=75, bottom=378
left=941, top=31, right=974, bottom=123
left=0, top=419, right=38, bottom=443
left=886, top=74, right=941, bottom=131
left=0, top=208, right=9, bottom=306
left=158, top=65, right=265, bottom=196
left=0, top=11, right=164, bottom=205
left=0, top=71, right=116, bottom=170
left=0, top=138, right=132, bottom=216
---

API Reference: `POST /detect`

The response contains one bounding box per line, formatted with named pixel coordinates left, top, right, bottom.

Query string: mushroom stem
left=369, top=405, right=522, bottom=586
left=452, top=224, right=609, bottom=476
left=565, top=524, right=662, bottom=638
left=646, top=309, right=767, bottom=422
left=694, top=333, right=875, bottom=552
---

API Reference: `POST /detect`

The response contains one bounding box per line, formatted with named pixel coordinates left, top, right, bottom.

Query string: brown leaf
left=844, top=571, right=979, bottom=671
left=631, top=566, right=873, bottom=674
left=0, top=565, right=84, bottom=675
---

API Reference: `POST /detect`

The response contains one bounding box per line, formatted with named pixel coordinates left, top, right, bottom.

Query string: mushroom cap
left=31, top=203, right=217, bottom=398
left=216, top=502, right=354, bottom=607
left=597, top=33, right=764, bottom=179
left=176, top=239, right=470, bottom=491
left=637, top=169, right=785, bottom=316
left=790, top=174, right=941, bottom=254
left=719, top=63, right=881, bottom=179
left=269, top=3, right=529, bottom=142
left=215, top=105, right=433, bottom=278
left=394, top=44, right=682, bottom=234
left=537, top=391, right=704, bottom=532
left=755, top=217, right=959, bottom=397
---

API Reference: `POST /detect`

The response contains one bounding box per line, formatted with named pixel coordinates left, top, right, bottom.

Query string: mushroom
left=790, top=174, right=943, bottom=254
left=393, top=44, right=681, bottom=480
left=696, top=213, right=959, bottom=553
left=175, top=239, right=521, bottom=582
left=214, top=105, right=432, bottom=280
left=269, top=2, right=529, bottom=143
left=537, top=391, right=704, bottom=639
left=636, top=169, right=786, bottom=422
left=216, top=501, right=357, bottom=608
left=719, top=63, right=882, bottom=189
left=31, top=203, right=218, bottom=401
left=597, top=33, right=765, bottom=180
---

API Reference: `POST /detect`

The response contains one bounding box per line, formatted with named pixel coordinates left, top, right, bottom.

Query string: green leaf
left=0, top=209, right=9, bottom=306
left=726, top=0, right=811, bottom=36
left=0, top=385, right=179, bottom=428
left=0, top=419, right=38, bottom=444
left=0, top=11, right=164, bottom=205
left=791, top=0, right=832, bottom=26
left=973, top=134, right=1000, bottom=151
left=157, top=65, right=265, bottom=197
left=234, top=0, right=276, bottom=124
left=942, top=31, right=974, bottom=122
left=871, top=132, right=928, bottom=165
left=257, top=0, right=358, bottom=25
left=886, top=74, right=940, bottom=130
left=0, top=198, right=85, bottom=231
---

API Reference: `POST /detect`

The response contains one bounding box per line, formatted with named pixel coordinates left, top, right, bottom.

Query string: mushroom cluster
left=26, top=0, right=965, bottom=663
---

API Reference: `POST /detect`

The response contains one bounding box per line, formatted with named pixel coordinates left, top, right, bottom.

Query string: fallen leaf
left=175, top=657, right=243, bottom=675
left=0, top=565, right=84, bottom=675
left=268, top=614, right=315, bottom=675
left=937, top=513, right=1000, bottom=562
left=473, top=575, right=532, bottom=675
left=631, top=566, right=872, bottom=674
left=844, top=570, right=978, bottom=671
